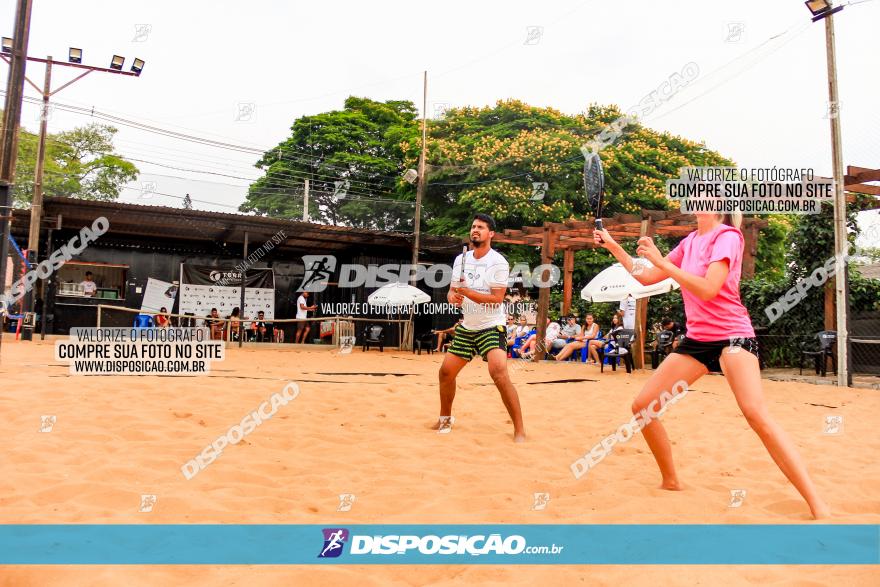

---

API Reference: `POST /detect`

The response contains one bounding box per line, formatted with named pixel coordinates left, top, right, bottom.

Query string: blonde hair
left=718, top=212, right=742, bottom=229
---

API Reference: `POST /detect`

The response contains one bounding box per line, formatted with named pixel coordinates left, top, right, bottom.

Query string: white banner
left=140, top=278, right=177, bottom=314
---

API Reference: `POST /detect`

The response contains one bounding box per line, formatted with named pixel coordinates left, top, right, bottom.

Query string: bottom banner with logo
left=0, top=525, right=877, bottom=564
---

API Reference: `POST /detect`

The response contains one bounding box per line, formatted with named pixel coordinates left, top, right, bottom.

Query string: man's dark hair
left=661, top=317, right=674, bottom=327
left=211, top=307, right=218, bottom=312
left=85, top=271, right=93, bottom=277
left=473, top=213, right=496, bottom=232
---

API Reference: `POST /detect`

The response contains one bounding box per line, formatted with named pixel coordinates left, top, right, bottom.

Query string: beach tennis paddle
left=584, top=152, right=605, bottom=240
left=457, top=245, right=467, bottom=289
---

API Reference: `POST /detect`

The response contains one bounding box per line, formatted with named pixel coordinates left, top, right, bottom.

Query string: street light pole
left=410, top=71, right=427, bottom=286
left=822, top=13, right=849, bottom=387
left=0, top=0, right=33, bottom=359
left=0, top=52, right=141, bottom=340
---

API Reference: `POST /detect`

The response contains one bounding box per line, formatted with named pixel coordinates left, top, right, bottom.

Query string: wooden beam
left=633, top=217, right=655, bottom=370
left=534, top=225, right=555, bottom=362
left=845, top=184, right=880, bottom=196
left=847, top=166, right=880, bottom=183
left=562, top=248, right=574, bottom=315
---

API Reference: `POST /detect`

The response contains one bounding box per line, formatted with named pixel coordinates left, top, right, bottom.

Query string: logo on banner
left=318, top=528, right=349, bottom=558
left=299, top=256, right=337, bottom=292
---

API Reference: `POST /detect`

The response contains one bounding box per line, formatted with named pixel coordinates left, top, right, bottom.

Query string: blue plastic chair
left=133, top=314, right=154, bottom=328
left=575, top=329, right=602, bottom=362
left=509, top=329, right=537, bottom=358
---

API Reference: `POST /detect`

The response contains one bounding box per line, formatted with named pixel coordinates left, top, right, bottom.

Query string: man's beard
left=470, top=235, right=482, bottom=245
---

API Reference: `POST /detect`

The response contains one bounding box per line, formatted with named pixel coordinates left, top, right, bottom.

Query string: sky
left=2, top=0, right=878, bottom=247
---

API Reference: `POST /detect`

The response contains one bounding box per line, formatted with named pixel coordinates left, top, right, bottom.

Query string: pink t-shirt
left=666, top=225, right=755, bottom=341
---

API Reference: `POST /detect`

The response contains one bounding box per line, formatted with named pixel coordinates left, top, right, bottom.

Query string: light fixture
left=403, top=169, right=418, bottom=184
left=68, top=47, right=82, bottom=63
left=130, top=58, right=144, bottom=75
left=804, top=0, right=843, bottom=21
left=1, top=37, right=12, bottom=54
left=109, top=55, right=125, bottom=70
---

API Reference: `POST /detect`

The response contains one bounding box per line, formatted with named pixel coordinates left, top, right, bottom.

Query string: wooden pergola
left=494, top=210, right=769, bottom=368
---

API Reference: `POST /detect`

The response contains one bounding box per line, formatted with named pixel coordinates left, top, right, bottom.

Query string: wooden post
left=633, top=217, right=654, bottom=369
left=562, top=248, right=574, bottom=315
left=533, top=225, right=556, bottom=361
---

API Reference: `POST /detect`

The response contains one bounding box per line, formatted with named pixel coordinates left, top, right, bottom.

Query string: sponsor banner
left=179, top=264, right=275, bottom=320
left=0, top=525, right=876, bottom=564
left=140, top=277, right=177, bottom=314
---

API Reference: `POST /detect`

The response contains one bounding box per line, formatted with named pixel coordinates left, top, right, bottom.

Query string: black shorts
left=672, top=336, right=759, bottom=373
left=448, top=324, right=507, bottom=361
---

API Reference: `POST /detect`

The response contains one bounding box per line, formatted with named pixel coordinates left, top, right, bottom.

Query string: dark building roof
left=12, top=197, right=463, bottom=258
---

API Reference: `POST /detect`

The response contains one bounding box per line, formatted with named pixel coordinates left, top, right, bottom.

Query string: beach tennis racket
left=457, top=245, right=467, bottom=289
left=584, top=152, right=605, bottom=240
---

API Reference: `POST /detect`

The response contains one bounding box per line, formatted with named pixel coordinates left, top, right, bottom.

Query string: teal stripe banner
left=0, top=525, right=877, bottom=565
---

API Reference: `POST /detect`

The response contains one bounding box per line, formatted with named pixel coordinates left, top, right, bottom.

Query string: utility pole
left=0, top=50, right=142, bottom=340
left=410, top=71, right=427, bottom=285
left=0, top=0, right=34, bottom=359
left=823, top=13, right=849, bottom=387
left=302, top=178, right=309, bottom=222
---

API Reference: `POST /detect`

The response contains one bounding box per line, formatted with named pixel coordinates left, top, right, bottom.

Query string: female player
left=593, top=212, right=829, bottom=519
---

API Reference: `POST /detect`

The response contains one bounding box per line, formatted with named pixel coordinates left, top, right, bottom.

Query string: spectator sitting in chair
left=227, top=307, right=242, bottom=341
left=519, top=318, right=561, bottom=359
left=555, top=314, right=600, bottom=361
left=588, top=314, right=622, bottom=364
left=552, top=315, right=581, bottom=354
left=505, top=315, right=516, bottom=340
left=432, top=318, right=462, bottom=352
left=206, top=308, right=224, bottom=341
left=655, top=317, right=684, bottom=352
left=154, top=307, right=171, bottom=328
left=507, top=315, right=530, bottom=347
left=251, top=310, right=269, bottom=342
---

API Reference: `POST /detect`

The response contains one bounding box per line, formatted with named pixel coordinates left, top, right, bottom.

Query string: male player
left=433, top=213, right=526, bottom=442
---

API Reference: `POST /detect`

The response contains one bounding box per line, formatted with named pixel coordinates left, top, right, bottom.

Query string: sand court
left=1, top=340, right=878, bottom=585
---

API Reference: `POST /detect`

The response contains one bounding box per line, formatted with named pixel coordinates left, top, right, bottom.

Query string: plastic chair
left=133, top=314, right=154, bottom=328
left=647, top=330, right=676, bottom=369
left=509, top=329, right=536, bottom=358
left=362, top=325, right=385, bottom=352
left=413, top=332, right=435, bottom=355
left=599, top=329, right=636, bottom=373
left=799, top=330, right=837, bottom=376
left=575, top=329, right=602, bottom=362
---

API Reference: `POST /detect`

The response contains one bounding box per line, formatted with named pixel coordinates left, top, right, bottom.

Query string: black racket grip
left=595, top=218, right=605, bottom=243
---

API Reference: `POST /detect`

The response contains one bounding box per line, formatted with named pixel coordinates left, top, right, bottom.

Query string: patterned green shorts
left=448, top=324, right=507, bottom=361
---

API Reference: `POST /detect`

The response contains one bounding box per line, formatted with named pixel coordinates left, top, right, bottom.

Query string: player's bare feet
left=660, top=479, right=682, bottom=490
left=811, top=501, right=831, bottom=520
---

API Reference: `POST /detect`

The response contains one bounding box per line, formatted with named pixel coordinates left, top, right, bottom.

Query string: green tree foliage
left=240, top=97, right=420, bottom=230
left=740, top=199, right=880, bottom=366
left=12, top=122, right=137, bottom=205
left=415, top=100, right=733, bottom=238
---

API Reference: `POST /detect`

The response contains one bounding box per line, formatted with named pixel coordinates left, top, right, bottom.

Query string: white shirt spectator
left=80, top=279, right=97, bottom=296
left=619, top=295, right=636, bottom=330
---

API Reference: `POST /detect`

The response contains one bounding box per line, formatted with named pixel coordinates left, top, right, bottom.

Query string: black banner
left=181, top=265, right=274, bottom=288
